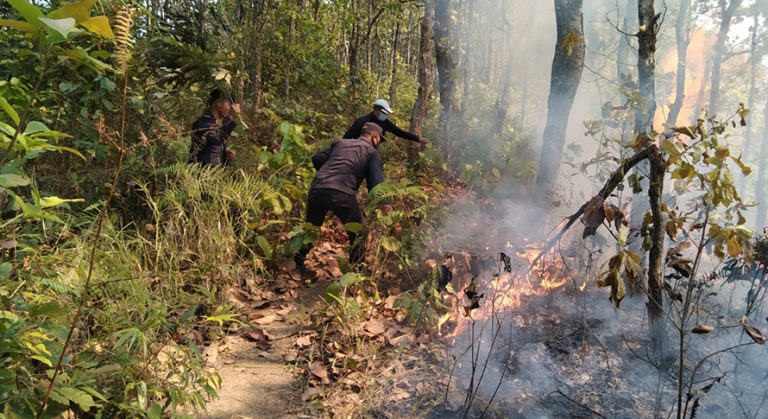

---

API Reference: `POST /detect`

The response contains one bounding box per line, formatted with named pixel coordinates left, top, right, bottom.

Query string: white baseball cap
left=373, top=98, right=394, bottom=115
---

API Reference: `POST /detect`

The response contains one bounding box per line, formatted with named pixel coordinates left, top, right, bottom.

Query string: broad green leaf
left=39, top=196, right=84, bottom=208
left=59, top=48, right=111, bottom=71
left=30, top=355, right=53, bottom=367
left=0, top=173, right=31, bottom=188
left=0, top=97, right=20, bottom=126
left=29, top=302, right=67, bottom=318
left=49, top=0, right=96, bottom=23
left=39, top=17, right=77, bottom=39
left=6, top=0, right=44, bottom=28
left=0, top=263, right=11, bottom=281
left=53, top=386, right=97, bottom=411
left=24, top=121, right=49, bottom=135
left=344, top=222, right=363, bottom=234
left=80, top=15, right=113, bottom=38
left=0, top=18, right=37, bottom=34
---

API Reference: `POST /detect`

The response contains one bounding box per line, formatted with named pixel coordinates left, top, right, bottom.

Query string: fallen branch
left=530, top=145, right=657, bottom=270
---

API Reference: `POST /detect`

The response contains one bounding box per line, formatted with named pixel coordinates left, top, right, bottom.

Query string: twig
left=551, top=388, right=608, bottom=419
left=37, top=70, right=130, bottom=417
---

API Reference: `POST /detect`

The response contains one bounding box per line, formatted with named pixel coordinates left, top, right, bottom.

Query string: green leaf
left=39, top=196, right=84, bottom=208
left=59, top=48, right=111, bottom=71
left=30, top=355, right=53, bottom=367
left=6, top=0, right=44, bottom=28
left=0, top=97, right=20, bottom=126
left=0, top=18, right=39, bottom=34
left=0, top=263, right=11, bottom=281
left=39, top=17, right=77, bottom=39
left=24, top=121, right=49, bottom=135
left=0, top=173, right=31, bottom=188
left=53, top=386, right=97, bottom=412
left=255, top=235, right=273, bottom=259
left=29, top=301, right=67, bottom=318
left=48, top=0, right=96, bottom=23
left=80, top=16, right=113, bottom=38
left=344, top=222, right=363, bottom=234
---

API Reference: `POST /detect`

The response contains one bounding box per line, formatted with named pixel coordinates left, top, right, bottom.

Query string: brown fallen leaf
left=743, top=323, right=767, bottom=344
left=242, top=328, right=271, bottom=349
left=302, top=387, right=322, bottom=402
left=253, top=314, right=278, bottom=325
left=309, top=361, right=330, bottom=384
left=691, top=324, right=715, bottom=334
left=296, top=335, right=312, bottom=348
left=363, top=320, right=386, bottom=336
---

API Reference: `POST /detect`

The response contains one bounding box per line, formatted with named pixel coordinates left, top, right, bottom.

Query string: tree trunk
left=648, top=149, right=666, bottom=355
left=408, top=0, right=435, bottom=165
left=349, top=0, right=361, bottom=90
left=635, top=0, right=657, bottom=133
left=635, top=0, right=666, bottom=350
left=389, top=21, right=401, bottom=106
left=739, top=10, right=760, bottom=197
left=756, top=86, right=768, bottom=231
left=666, top=0, right=691, bottom=127
left=534, top=0, right=585, bottom=197
left=708, top=0, right=742, bottom=117
left=434, top=0, right=458, bottom=153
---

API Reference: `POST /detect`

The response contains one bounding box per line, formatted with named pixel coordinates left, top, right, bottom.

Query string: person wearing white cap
left=343, top=99, right=429, bottom=146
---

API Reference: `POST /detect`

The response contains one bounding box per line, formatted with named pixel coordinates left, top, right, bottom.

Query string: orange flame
left=654, top=27, right=716, bottom=128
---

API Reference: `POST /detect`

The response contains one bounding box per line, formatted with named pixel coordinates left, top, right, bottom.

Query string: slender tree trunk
left=667, top=0, right=691, bottom=127
left=709, top=0, right=743, bottom=117
left=408, top=0, right=435, bottom=165
left=635, top=0, right=657, bottom=133
left=434, top=0, right=458, bottom=154
left=740, top=11, right=760, bottom=197
left=634, top=0, right=666, bottom=351
left=389, top=21, right=401, bottom=106
left=756, top=86, right=768, bottom=231
left=349, top=0, right=361, bottom=90
left=534, top=0, right=585, bottom=196
left=648, top=149, right=666, bottom=356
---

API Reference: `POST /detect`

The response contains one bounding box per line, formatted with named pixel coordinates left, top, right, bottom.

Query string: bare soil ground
left=201, top=282, right=327, bottom=419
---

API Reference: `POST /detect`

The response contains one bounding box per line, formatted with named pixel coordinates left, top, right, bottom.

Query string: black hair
left=208, top=89, right=232, bottom=107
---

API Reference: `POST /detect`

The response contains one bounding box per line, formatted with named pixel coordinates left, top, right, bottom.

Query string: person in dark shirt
left=188, top=89, right=241, bottom=166
left=294, top=122, right=387, bottom=270
left=343, top=99, right=429, bottom=145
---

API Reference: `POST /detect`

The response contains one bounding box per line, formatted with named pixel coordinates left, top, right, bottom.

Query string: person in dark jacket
left=294, top=122, right=387, bottom=270
left=188, top=89, right=241, bottom=166
left=343, top=99, right=429, bottom=145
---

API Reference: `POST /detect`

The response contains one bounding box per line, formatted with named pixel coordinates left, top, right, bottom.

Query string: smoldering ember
left=1, top=0, right=767, bottom=418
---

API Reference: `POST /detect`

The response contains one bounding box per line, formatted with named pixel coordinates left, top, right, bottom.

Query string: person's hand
left=227, top=150, right=237, bottom=160
left=418, top=137, right=430, bottom=145
left=231, top=103, right=241, bottom=115
left=381, top=204, right=394, bottom=215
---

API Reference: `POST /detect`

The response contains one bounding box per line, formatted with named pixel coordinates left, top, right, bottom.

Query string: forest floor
left=199, top=236, right=447, bottom=419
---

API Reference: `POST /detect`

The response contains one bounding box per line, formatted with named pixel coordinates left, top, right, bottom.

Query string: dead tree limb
left=530, top=145, right=657, bottom=270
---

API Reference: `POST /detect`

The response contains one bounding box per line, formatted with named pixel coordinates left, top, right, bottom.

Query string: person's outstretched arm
left=381, top=119, right=420, bottom=142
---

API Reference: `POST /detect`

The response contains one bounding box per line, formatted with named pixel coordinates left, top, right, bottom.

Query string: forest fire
left=441, top=241, right=585, bottom=337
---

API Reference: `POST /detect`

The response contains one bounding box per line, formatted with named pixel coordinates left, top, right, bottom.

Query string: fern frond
left=113, top=7, right=136, bottom=74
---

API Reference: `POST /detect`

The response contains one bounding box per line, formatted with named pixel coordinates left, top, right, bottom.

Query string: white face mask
left=376, top=113, right=388, bottom=122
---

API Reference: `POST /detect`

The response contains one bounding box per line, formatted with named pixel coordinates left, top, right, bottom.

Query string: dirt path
left=201, top=281, right=326, bottom=419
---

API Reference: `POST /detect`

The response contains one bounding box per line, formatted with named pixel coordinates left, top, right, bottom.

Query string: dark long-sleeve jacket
left=310, top=138, right=385, bottom=196
left=189, top=111, right=236, bottom=166
left=343, top=113, right=420, bottom=143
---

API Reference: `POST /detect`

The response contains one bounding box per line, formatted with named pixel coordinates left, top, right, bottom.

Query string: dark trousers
left=294, top=188, right=366, bottom=267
